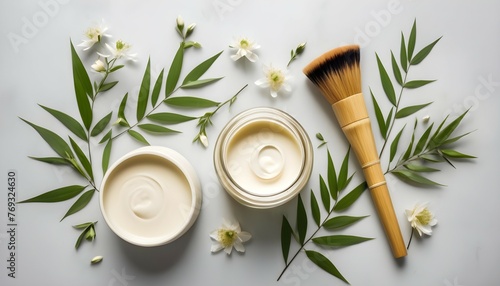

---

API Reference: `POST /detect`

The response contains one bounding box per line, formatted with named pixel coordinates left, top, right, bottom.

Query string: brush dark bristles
left=303, top=45, right=362, bottom=104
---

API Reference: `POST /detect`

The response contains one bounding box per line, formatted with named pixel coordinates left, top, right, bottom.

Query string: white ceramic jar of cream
left=100, top=146, right=202, bottom=247
left=214, top=107, right=313, bottom=208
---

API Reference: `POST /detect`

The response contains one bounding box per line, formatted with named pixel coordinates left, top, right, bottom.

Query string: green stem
left=406, top=228, right=414, bottom=249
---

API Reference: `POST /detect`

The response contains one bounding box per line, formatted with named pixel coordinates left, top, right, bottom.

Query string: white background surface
left=1, top=1, right=499, bottom=285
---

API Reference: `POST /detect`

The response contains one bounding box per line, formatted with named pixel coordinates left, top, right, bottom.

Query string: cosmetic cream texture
left=225, top=120, right=303, bottom=196
left=102, top=155, right=192, bottom=241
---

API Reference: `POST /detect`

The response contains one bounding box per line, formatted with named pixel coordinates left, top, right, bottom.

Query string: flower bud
left=296, top=42, right=306, bottom=55
left=91, top=59, right=106, bottom=72
left=91, top=256, right=103, bottom=264
left=186, top=23, right=196, bottom=37
left=176, top=15, right=184, bottom=32
left=200, top=134, right=209, bottom=148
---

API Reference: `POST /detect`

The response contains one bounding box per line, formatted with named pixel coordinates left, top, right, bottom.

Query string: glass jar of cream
left=214, top=107, right=313, bottom=208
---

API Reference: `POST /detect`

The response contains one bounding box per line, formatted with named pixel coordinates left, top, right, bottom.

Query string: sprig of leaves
left=287, top=42, right=306, bottom=67
left=73, top=221, right=97, bottom=249
left=278, top=147, right=371, bottom=284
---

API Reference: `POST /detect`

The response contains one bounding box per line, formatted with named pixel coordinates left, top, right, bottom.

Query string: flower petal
left=238, top=231, right=252, bottom=242
left=224, top=245, right=233, bottom=255
left=233, top=240, right=246, bottom=253
left=211, top=242, right=224, bottom=253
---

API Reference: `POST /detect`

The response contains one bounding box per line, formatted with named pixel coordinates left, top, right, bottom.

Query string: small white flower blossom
left=78, top=23, right=110, bottom=51
left=210, top=219, right=251, bottom=255
left=199, top=134, right=209, bottom=148
left=405, top=202, right=437, bottom=236
left=229, top=37, right=260, bottom=62
left=255, top=65, right=292, bottom=98
left=99, top=40, right=137, bottom=61
left=91, top=59, right=106, bottom=72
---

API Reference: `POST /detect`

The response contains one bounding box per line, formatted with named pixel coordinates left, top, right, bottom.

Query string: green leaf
left=391, top=51, right=403, bottom=86
left=410, top=36, right=442, bottom=65
left=21, top=118, right=73, bottom=159
left=70, top=41, right=93, bottom=129
left=75, top=222, right=97, bottom=249
left=137, top=124, right=180, bottom=134
left=99, top=129, right=112, bottom=144
left=109, top=65, right=124, bottom=72
left=147, top=112, right=197, bottom=124
left=371, top=90, right=387, bottom=139
left=385, top=108, right=394, bottom=133
left=441, top=149, right=476, bottom=159
left=376, top=53, right=397, bottom=106
left=73, top=222, right=93, bottom=229
left=313, top=235, right=373, bottom=247
left=327, top=149, right=338, bottom=200
left=296, top=194, right=308, bottom=245
left=407, top=19, right=417, bottom=61
left=39, top=105, right=87, bottom=141
left=281, top=216, right=293, bottom=264
left=392, top=169, right=443, bottom=186
left=431, top=110, right=469, bottom=147
left=117, top=93, right=130, bottom=127
left=61, top=189, right=95, bottom=221
left=337, top=148, right=350, bottom=191
left=413, top=123, right=434, bottom=155
left=102, top=138, right=112, bottom=174
left=319, top=175, right=331, bottom=212
left=401, top=119, right=417, bottom=162
left=441, top=131, right=474, bottom=146
left=404, top=164, right=440, bottom=172
left=18, top=185, right=86, bottom=203
left=69, top=137, right=93, bottom=181
left=98, top=81, right=118, bottom=92
left=180, top=77, right=223, bottom=89
left=90, top=112, right=112, bottom=137
left=137, top=58, right=151, bottom=121
left=29, top=156, right=69, bottom=166
left=165, top=43, right=184, bottom=97
left=310, top=190, right=321, bottom=227
left=128, top=130, right=150, bottom=145
left=400, top=32, right=408, bottom=73
left=182, top=50, right=223, bottom=85
left=395, top=102, right=432, bottom=118
left=333, top=181, right=367, bottom=212
left=323, top=215, right=369, bottom=230
left=390, top=125, right=405, bottom=163
left=164, top=96, right=220, bottom=108
left=151, top=69, right=164, bottom=107
left=305, top=250, right=349, bottom=284
left=404, top=80, right=435, bottom=89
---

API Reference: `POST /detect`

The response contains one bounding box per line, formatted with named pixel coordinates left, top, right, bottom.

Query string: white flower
left=255, top=65, right=292, bottom=98
left=199, top=134, right=209, bottom=148
left=91, top=59, right=106, bottom=72
left=100, top=40, right=137, bottom=61
left=210, top=219, right=251, bottom=255
left=405, top=202, right=437, bottom=236
left=78, top=23, right=110, bottom=51
left=229, top=37, right=260, bottom=62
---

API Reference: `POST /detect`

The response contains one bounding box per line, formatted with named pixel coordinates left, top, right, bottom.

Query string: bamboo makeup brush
left=303, top=45, right=407, bottom=258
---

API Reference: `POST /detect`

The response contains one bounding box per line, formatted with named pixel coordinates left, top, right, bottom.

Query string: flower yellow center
left=218, top=229, right=236, bottom=247
left=416, top=209, right=432, bottom=225
left=116, top=40, right=126, bottom=50
left=85, top=28, right=100, bottom=41
left=268, top=70, right=284, bottom=90
left=240, top=39, right=249, bottom=49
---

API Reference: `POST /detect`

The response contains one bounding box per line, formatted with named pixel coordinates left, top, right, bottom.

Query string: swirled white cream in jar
left=100, top=146, right=201, bottom=247
left=214, top=108, right=313, bottom=208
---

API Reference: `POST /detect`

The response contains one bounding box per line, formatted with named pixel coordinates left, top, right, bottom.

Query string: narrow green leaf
left=137, top=124, right=180, bottom=134
left=333, top=181, right=367, bottom=211
left=310, top=190, right=321, bottom=227
left=180, top=77, right=223, bottom=89
left=281, top=216, right=293, bottom=264
left=73, top=222, right=92, bottom=229
left=70, top=41, right=93, bottom=129
left=429, top=115, right=448, bottom=144
left=401, top=119, right=418, bottom=162
left=413, top=123, right=434, bottom=155
left=390, top=125, right=405, bottom=163
left=117, top=93, right=129, bottom=127
left=61, top=189, right=95, bottom=221
left=75, top=225, right=91, bottom=249
left=420, top=154, right=443, bottom=163
left=407, top=19, right=417, bottom=61
left=102, top=138, right=112, bottom=174
left=327, top=149, right=338, bottom=200
left=128, top=130, right=150, bottom=145
left=137, top=58, right=151, bottom=121
left=400, top=32, right=408, bottom=73
left=376, top=53, right=397, bottom=106
left=165, top=43, right=184, bottom=97
left=319, top=175, right=331, bottom=212
left=432, top=110, right=469, bottom=147
left=39, top=105, right=87, bottom=141
left=305, top=250, right=349, bottom=284
left=98, top=81, right=118, bottom=92
left=296, top=194, right=308, bottom=245
left=337, top=148, right=350, bottom=191
left=164, top=96, right=220, bottom=108
left=391, top=51, right=403, bottom=86
left=69, top=137, right=93, bottom=181
left=147, top=112, right=197, bottom=124
left=99, top=129, right=112, bottom=144
left=109, top=65, right=124, bottom=72
left=313, top=235, right=373, bottom=247
left=182, top=50, right=223, bottom=85
left=371, top=89, right=387, bottom=139
left=441, top=149, right=476, bottom=159
left=21, top=118, right=73, bottom=159
left=323, top=215, right=369, bottom=230
left=411, top=36, right=442, bottom=65
left=404, top=80, right=435, bottom=89
left=18, top=185, right=86, bottom=203
left=385, top=108, right=394, bottom=136
left=151, top=69, right=164, bottom=107
left=404, top=164, right=440, bottom=172
left=90, top=112, right=112, bottom=137
left=441, top=131, right=473, bottom=146
left=29, top=156, right=69, bottom=166
left=395, top=102, right=432, bottom=118
left=392, top=169, right=443, bottom=186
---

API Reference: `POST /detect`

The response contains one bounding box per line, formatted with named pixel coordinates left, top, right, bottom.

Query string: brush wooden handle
left=332, top=92, right=407, bottom=258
